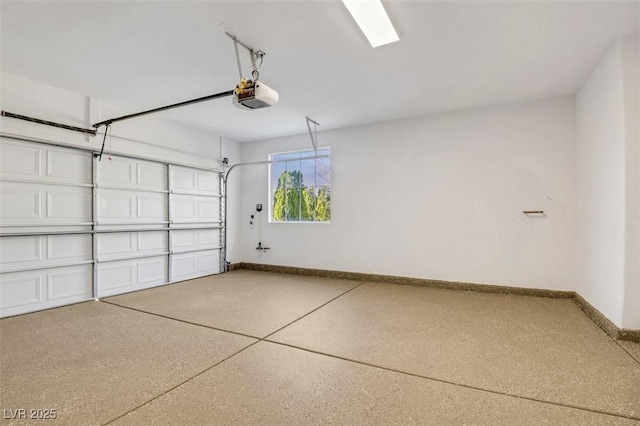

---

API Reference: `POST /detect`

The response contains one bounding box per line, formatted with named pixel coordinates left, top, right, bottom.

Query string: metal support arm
left=1, top=111, right=97, bottom=136
left=92, top=90, right=234, bottom=128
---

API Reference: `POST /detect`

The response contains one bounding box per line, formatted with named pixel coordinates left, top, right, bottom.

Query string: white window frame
left=268, top=147, right=331, bottom=224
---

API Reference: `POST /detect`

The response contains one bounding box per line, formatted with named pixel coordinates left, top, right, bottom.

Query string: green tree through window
left=270, top=148, right=331, bottom=222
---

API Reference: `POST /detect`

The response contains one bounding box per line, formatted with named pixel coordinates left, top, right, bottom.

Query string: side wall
left=238, top=97, right=577, bottom=291
left=621, top=34, right=640, bottom=329
left=575, top=40, right=626, bottom=327
left=576, top=34, right=640, bottom=329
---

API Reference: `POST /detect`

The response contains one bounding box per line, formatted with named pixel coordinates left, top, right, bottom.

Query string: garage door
left=168, top=165, right=222, bottom=282
left=0, top=136, right=223, bottom=317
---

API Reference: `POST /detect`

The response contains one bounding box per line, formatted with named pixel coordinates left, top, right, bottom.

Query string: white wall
left=622, top=34, right=640, bottom=329
left=238, top=97, right=576, bottom=291
left=0, top=71, right=243, bottom=261
left=576, top=33, right=640, bottom=329
left=222, top=138, right=243, bottom=267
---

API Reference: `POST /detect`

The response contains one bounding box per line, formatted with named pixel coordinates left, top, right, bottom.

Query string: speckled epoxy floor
left=1, top=270, right=639, bottom=425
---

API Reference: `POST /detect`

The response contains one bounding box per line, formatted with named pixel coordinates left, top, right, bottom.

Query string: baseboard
left=572, top=293, right=619, bottom=339
left=234, top=262, right=574, bottom=298
left=573, top=293, right=640, bottom=342
left=227, top=262, right=245, bottom=272
left=618, top=328, right=640, bottom=342
left=229, top=262, right=640, bottom=343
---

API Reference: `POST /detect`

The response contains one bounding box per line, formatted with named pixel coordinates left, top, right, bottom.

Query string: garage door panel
left=97, top=189, right=167, bottom=224
left=97, top=256, right=168, bottom=298
left=0, top=236, right=41, bottom=265
left=0, top=140, right=91, bottom=185
left=198, top=251, right=219, bottom=272
left=137, top=258, right=167, bottom=285
left=170, top=166, right=219, bottom=196
left=170, top=168, right=196, bottom=192
left=98, top=262, right=136, bottom=292
left=171, top=249, right=220, bottom=281
left=46, top=266, right=92, bottom=301
left=0, top=141, right=42, bottom=179
left=0, top=235, right=91, bottom=273
left=171, top=194, right=219, bottom=223
left=46, top=235, right=92, bottom=261
left=198, top=198, right=218, bottom=219
left=97, top=156, right=167, bottom=192
left=0, top=274, right=42, bottom=310
left=136, top=162, right=167, bottom=190
left=0, top=183, right=91, bottom=225
left=0, top=185, right=41, bottom=219
left=170, top=253, right=197, bottom=281
left=198, top=229, right=219, bottom=246
left=197, top=173, right=219, bottom=193
left=46, top=188, right=92, bottom=221
left=0, top=265, right=92, bottom=317
left=98, top=190, right=135, bottom=220
left=97, top=231, right=167, bottom=262
left=138, top=231, right=167, bottom=252
left=97, top=157, right=135, bottom=186
left=45, top=149, right=92, bottom=184
left=172, top=229, right=197, bottom=248
left=137, top=194, right=167, bottom=221
left=171, top=196, right=196, bottom=219
left=171, top=229, right=220, bottom=253
left=97, top=233, right=135, bottom=258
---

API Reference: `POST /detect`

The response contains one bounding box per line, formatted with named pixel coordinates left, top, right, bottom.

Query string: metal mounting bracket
left=305, top=116, right=319, bottom=152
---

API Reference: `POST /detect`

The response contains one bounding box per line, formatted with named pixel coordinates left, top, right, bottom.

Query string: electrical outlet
left=256, top=204, right=263, bottom=212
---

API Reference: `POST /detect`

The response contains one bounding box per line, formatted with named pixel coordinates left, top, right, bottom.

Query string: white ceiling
left=1, top=1, right=638, bottom=142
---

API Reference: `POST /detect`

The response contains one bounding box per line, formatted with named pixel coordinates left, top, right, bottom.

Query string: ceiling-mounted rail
left=2, top=89, right=234, bottom=137
left=1, top=111, right=97, bottom=136
left=92, top=90, right=234, bottom=129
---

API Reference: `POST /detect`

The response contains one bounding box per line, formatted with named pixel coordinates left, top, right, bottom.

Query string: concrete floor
left=1, top=270, right=639, bottom=425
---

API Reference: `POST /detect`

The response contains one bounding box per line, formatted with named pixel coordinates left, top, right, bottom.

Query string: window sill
left=268, top=221, right=331, bottom=224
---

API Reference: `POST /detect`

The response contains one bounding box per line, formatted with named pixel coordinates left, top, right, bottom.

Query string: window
left=269, top=148, right=331, bottom=223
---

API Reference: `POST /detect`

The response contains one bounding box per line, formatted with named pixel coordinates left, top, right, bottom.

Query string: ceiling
left=1, top=1, right=638, bottom=143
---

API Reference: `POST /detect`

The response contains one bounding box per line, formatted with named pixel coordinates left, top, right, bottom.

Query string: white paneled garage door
left=0, top=136, right=223, bottom=317
left=169, top=165, right=221, bottom=281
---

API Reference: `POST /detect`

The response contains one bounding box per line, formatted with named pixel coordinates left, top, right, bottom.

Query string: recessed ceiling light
left=341, top=0, right=399, bottom=48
